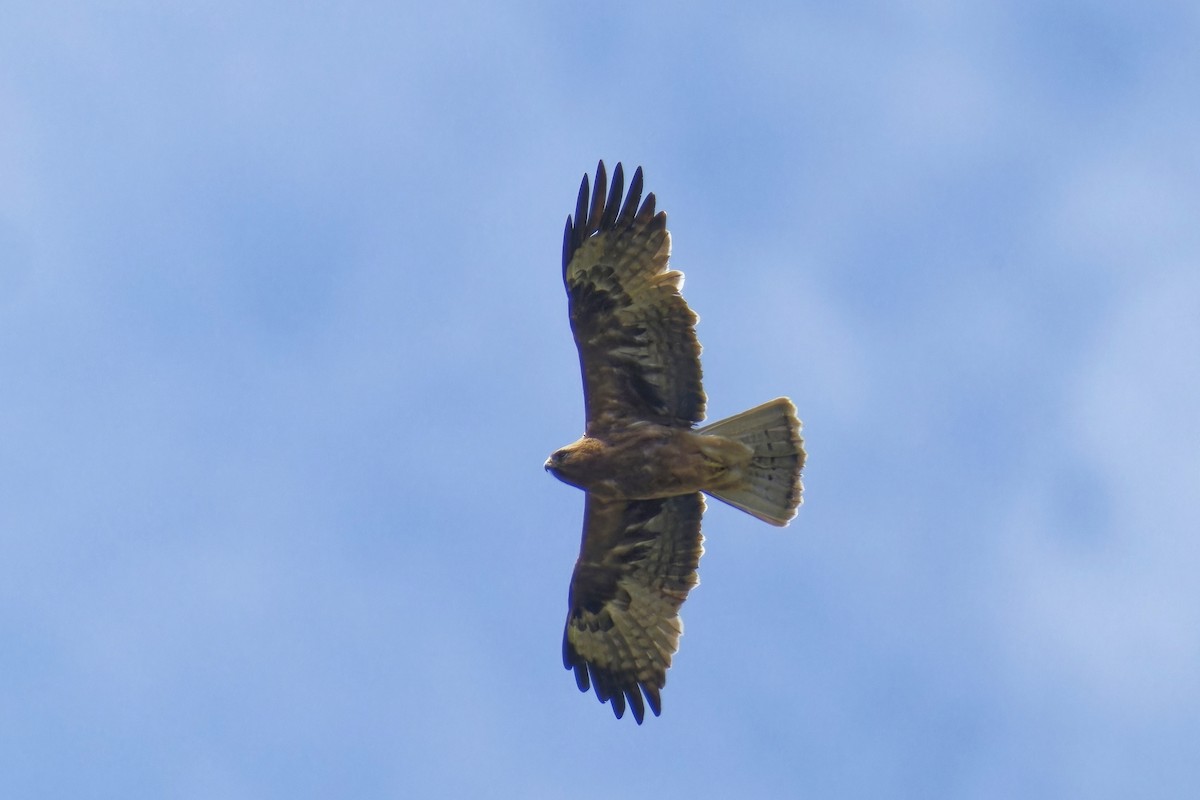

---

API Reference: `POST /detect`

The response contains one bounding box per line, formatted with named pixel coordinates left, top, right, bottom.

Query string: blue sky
left=3, top=1, right=1198, bottom=797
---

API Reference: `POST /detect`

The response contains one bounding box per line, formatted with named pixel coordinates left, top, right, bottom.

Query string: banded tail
left=699, top=398, right=805, bottom=526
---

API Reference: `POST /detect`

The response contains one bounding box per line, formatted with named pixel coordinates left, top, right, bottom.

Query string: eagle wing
left=562, top=161, right=705, bottom=431
left=562, top=493, right=705, bottom=723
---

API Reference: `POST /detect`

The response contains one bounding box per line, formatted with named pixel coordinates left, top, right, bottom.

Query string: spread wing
left=562, top=493, right=705, bottom=723
left=562, top=161, right=705, bottom=431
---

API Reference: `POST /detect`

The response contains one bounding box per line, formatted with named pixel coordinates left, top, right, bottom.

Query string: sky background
left=2, top=1, right=1199, bottom=797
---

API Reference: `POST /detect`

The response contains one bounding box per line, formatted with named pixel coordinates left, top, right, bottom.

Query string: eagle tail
left=698, top=397, right=805, bottom=526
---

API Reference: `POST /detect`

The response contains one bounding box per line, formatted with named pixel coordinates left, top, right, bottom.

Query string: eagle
left=545, top=161, right=806, bottom=723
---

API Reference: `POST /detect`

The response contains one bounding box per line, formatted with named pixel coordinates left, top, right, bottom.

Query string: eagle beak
left=543, top=457, right=553, bottom=472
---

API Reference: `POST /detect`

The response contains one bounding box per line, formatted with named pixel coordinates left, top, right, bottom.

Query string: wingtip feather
left=586, top=161, right=607, bottom=233
left=627, top=688, right=646, bottom=724
left=637, top=191, right=657, bottom=221
left=562, top=215, right=573, bottom=271
left=574, top=173, right=589, bottom=238
left=601, top=162, right=624, bottom=230
left=644, top=684, right=662, bottom=718
left=611, top=690, right=626, bottom=719
left=620, top=166, right=644, bottom=225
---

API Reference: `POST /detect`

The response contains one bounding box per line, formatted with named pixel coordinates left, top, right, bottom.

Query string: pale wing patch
left=562, top=161, right=705, bottom=430
left=563, top=493, right=704, bottom=723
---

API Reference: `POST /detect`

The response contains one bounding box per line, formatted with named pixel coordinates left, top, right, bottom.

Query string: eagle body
left=545, top=425, right=753, bottom=500
left=549, top=162, right=806, bottom=724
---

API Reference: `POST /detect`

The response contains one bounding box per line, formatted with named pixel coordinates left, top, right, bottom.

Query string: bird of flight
left=545, top=161, right=806, bottom=723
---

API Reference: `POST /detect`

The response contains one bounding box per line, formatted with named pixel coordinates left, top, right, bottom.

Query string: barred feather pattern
left=699, top=398, right=805, bottom=526
left=563, top=493, right=704, bottom=723
left=563, top=161, right=705, bottom=431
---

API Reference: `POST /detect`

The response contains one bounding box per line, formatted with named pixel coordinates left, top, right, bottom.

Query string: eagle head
left=544, top=437, right=605, bottom=490
left=544, top=446, right=579, bottom=487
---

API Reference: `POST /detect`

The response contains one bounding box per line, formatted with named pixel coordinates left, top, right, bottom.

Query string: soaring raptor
left=546, top=161, right=806, bottom=723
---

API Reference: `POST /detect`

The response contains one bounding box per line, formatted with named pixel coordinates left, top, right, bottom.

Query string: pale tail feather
left=698, top=398, right=805, bottom=526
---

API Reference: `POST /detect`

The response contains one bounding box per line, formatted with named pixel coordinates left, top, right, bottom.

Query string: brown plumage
left=546, top=161, right=806, bottom=723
